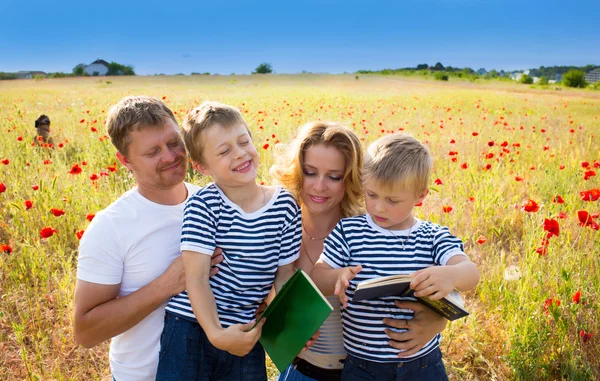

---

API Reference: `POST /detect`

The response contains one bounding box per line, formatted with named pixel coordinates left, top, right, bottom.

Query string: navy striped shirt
left=166, top=184, right=302, bottom=327
left=320, top=214, right=466, bottom=363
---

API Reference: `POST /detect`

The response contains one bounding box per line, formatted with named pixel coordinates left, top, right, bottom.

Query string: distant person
left=312, top=133, right=480, bottom=381
left=34, top=114, right=54, bottom=146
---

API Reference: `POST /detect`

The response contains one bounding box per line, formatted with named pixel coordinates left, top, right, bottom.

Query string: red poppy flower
left=448, top=151, right=458, bottom=156
left=485, top=153, right=494, bottom=159
left=91, top=127, right=98, bottom=132
left=76, top=230, right=85, bottom=240
left=263, top=143, right=269, bottom=150
left=32, top=185, right=39, bottom=191
left=449, top=139, right=456, bottom=144
left=584, top=170, right=596, bottom=180
left=79, top=119, right=85, bottom=123
left=515, top=176, right=524, bottom=182
left=581, top=161, right=590, bottom=168
left=442, top=206, right=453, bottom=213
left=17, top=136, right=23, bottom=141
left=90, top=174, right=99, bottom=181
left=536, top=246, right=548, bottom=256
left=1, top=159, right=9, bottom=165
left=572, top=290, right=581, bottom=304
left=472, top=132, right=479, bottom=136
left=434, top=178, right=443, bottom=185
left=557, top=211, right=567, bottom=219
left=86, top=213, right=95, bottom=222
left=107, top=165, right=117, bottom=172
left=522, top=199, right=539, bottom=213
left=580, top=330, right=594, bottom=344
left=81, top=161, right=87, bottom=166
left=69, top=164, right=82, bottom=175
left=1, top=244, right=12, bottom=254
left=50, top=208, right=65, bottom=217
left=543, top=218, right=559, bottom=238
left=43, top=159, right=52, bottom=165
left=487, top=141, right=495, bottom=147
left=461, top=163, right=468, bottom=169
left=552, top=195, right=565, bottom=204
left=580, top=189, right=600, bottom=202
left=40, top=227, right=57, bottom=238
left=25, top=200, right=33, bottom=210
left=476, top=235, right=486, bottom=244
left=0, top=183, right=6, bottom=193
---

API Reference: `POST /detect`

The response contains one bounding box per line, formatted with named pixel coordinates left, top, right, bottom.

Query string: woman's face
left=300, top=143, right=346, bottom=216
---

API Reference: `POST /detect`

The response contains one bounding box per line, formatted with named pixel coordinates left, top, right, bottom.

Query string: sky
left=1, top=0, right=599, bottom=75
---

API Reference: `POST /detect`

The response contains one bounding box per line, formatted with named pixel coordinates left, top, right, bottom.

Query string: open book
left=353, top=274, right=469, bottom=321
left=253, top=269, right=333, bottom=372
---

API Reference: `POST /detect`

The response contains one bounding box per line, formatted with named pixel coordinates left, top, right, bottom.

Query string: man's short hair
left=182, top=101, right=250, bottom=164
left=106, top=96, right=177, bottom=155
left=364, top=133, right=432, bottom=196
left=35, top=115, right=51, bottom=128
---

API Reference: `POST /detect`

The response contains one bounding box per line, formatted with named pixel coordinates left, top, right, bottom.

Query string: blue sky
left=1, top=0, right=599, bottom=75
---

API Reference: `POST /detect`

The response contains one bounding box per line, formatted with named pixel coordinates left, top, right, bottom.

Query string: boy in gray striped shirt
left=156, top=101, right=301, bottom=381
left=312, top=133, right=480, bottom=381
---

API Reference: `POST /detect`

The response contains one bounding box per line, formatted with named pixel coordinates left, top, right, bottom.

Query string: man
left=74, top=96, right=222, bottom=380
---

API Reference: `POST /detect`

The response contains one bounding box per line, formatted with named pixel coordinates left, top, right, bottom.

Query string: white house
left=585, top=69, right=600, bottom=83
left=84, top=59, right=109, bottom=76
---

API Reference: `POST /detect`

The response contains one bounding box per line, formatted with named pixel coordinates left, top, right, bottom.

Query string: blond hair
left=182, top=101, right=250, bottom=164
left=270, top=121, right=363, bottom=218
left=106, top=96, right=177, bottom=155
left=364, top=133, right=432, bottom=195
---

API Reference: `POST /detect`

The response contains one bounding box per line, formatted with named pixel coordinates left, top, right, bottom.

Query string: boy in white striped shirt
left=312, top=133, right=479, bottom=381
left=156, top=101, right=302, bottom=380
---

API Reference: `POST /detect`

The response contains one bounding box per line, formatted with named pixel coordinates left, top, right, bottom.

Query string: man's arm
left=74, top=255, right=184, bottom=348
left=74, top=250, right=223, bottom=348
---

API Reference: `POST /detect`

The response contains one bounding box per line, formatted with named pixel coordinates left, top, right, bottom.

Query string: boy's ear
left=115, top=151, right=133, bottom=171
left=415, top=188, right=429, bottom=205
left=192, top=160, right=211, bottom=176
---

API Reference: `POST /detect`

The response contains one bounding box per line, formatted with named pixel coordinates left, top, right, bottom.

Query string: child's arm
left=410, top=256, right=479, bottom=300
left=183, top=250, right=265, bottom=357
left=273, top=263, right=296, bottom=292
left=312, top=260, right=362, bottom=308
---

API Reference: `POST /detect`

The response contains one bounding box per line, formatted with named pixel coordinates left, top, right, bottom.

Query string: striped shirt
left=320, top=214, right=466, bottom=363
left=166, top=184, right=302, bottom=327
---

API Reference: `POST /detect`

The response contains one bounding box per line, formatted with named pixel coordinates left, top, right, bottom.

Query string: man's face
left=119, top=118, right=188, bottom=191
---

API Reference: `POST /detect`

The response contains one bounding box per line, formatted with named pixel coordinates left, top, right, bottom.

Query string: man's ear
left=115, top=151, right=133, bottom=171
left=415, top=188, right=429, bottom=205
left=192, top=160, right=211, bottom=176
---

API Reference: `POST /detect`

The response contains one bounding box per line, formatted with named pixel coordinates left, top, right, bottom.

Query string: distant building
left=511, top=72, right=524, bottom=81
left=16, top=71, right=46, bottom=79
left=84, top=59, right=109, bottom=76
left=585, top=69, right=600, bottom=83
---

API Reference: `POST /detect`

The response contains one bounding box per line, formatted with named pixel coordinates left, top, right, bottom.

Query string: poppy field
left=0, top=75, right=598, bottom=380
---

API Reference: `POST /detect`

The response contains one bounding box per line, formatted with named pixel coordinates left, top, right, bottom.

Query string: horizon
left=2, top=0, right=599, bottom=75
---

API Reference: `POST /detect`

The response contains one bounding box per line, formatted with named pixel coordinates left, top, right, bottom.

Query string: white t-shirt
left=77, top=183, right=199, bottom=381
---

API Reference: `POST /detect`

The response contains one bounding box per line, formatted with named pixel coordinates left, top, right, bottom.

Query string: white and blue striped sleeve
left=278, top=199, right=302, bottom=266
left=180, top=194, right=216, bottom=256
left=432, top=226, right=466, bottom=265
left=320, top=221, right=350, bottom=269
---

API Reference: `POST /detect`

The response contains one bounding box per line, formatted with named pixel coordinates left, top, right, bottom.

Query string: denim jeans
left=341, top=348, right=448, bottom=381
left=155, top=312, right=267, bottom=381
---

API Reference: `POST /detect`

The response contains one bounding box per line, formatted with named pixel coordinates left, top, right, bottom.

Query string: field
left=0, top=74, right=599, bottom=380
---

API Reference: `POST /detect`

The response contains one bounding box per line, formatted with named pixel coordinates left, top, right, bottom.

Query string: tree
left=433, top=72, right=449, bottom=81
left=73, top=64, right=86, bottom=76
left=520, top=74, right=534, bottom=84
left=562, top=70, right=587, bottom=88
left=107, top=62, right=136, bottom=76
left=253, top=62, right=273, bottom=74
left=538, top=76, right=549, bottom=86
left=416, top=63, right=428, bottom=70
left=432, top=62, right=445, bottom=71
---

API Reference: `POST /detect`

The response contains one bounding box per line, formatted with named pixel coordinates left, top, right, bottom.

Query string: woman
left=270, top=121, right=448, bottom=381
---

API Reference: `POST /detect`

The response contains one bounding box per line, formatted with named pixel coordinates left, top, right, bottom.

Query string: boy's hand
left=334, top=265, right=362, bottom=308
left=302, top=330, right=320, bottom=352
left=255, top=300, right=267, bottom=318
left=213, top=318, right=265, bottom=356
left=209, top=248, right=224, bottom=277
left=410, top=266, right=455, bottom=300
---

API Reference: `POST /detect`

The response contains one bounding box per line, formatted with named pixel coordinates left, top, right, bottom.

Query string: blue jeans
left=341, top=348, right=448, bottom=381
left=155, top=312, right=267, bottom=381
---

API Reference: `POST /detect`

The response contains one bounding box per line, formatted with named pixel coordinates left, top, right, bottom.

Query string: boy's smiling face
left=364, top=178, right=428, bottom=230
left=194, top=123, right=259, bottom=187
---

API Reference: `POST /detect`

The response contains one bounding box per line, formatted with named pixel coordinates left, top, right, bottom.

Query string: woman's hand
left=383, top=300, right=447, bottom=358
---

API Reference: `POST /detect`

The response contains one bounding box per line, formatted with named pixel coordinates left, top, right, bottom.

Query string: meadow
left=0, top=74, right=598, bottom=380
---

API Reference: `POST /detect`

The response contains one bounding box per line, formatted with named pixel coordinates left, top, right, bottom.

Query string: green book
left=253, top=269, right=333, bottom=373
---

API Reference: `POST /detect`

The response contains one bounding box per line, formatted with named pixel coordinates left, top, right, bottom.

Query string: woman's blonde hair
left=270, top=121, right=364, bottom=218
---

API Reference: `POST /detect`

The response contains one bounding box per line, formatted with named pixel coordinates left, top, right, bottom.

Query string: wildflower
left=583, top=170, right=596, bottom=180
left=552, top=195, right=565, bottom=204
left=86, top=213, right=95, bottom=221
left=577, top=211, right=599, bottom=229
left=461, top=163, right=468, bottom=169
left=580, top=189, right=600, bottom=202
left=1, top=158, right=9, bottom=165
left=543, top=218, right=559, bottom=238
left=0, top=183, right=6, bottom=193
left=40, top=227, right=57, bottom=238
left=90, top=174, right=99, bottom=181
left=50, top=208, right=65, bottom=217
left=263, top=143, right=269, bottom=150
left=442, top=206, right=453, bottom=213
left=580, top=330, right=594, bottom=344
left=522, top=199, right=540, bottom=213
left=434, top=178, right=443, bottom=185
left=32, top=185, right=39, bottom=191
left=515, top=176, right=524, bottom=182
left=69, top=164, right=83, bottom=175
left=76, top=230, right=85, bottom=240
left=25, top=200, right=33, bottom=210
left=1, top=244, right=12, bottom=254
left=476, top=235, right=486, bottom=244
left=572, top=290, right=581, bottom=304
